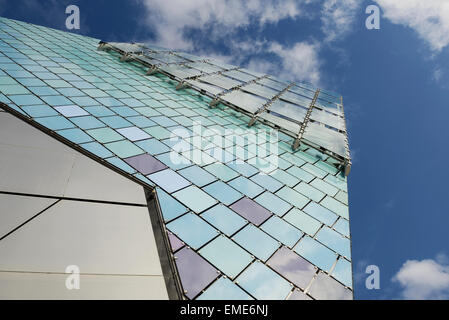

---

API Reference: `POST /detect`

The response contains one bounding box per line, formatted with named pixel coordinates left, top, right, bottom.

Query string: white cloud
left=433, top=68, right=443, bottom=83
left=321, top=0, right=361, bottom=42
left=138, top=0, right=322, bottom=84
left=375, top=0, right=449, bottom=52
left=139, top=0, right=306, bottom=50
left=392, top=255, right=449, bottom=299
left=268, top=42, right=321, bottom=84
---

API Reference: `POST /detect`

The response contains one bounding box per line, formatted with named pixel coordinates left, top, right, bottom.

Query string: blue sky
left=2, top=0, right=449, bottom=299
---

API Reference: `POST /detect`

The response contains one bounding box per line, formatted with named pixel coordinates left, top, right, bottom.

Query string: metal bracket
left=209, top=74, right=268, bottom=108
left=248, top=82, right=295, bottom=127
left=293, top=89, right=320, bottom=150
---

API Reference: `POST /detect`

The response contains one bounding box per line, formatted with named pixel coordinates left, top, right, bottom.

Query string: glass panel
left=199, top=235, right=253, bottom=279
left=201, top=204, right=247, bottom=236
left=156, top=188, right=188, bottom=222
left=254, top=191, right=292, bottom=216
left=197, top=74, right=241, bottom=90
left=203, top=162, right=239, bottom=182
left=283, top=208, right=322, bottom=237
left=310, top=108, right=344, bottom=131
left=229, top=197, right=272, bottom=226
left=166, top=212, right=218, bottom=249
left=308, top=272, right=352, bottom=300
left=260, top=216, right=302, bottom=248
left=242, top=83, right=278, bottom=99
left=275, top=186, right=309, bottom=209
left=267, top=246, right=317, bottom=289
left=316, top=226, right=351, bottom=258
left=187, top=61, right=223, bottom=73
left=281, top=90, right=313, bottom=108
left=178, top=165, right=217, bottom=187
left=172, top=185, right=218, bottom=213
left=288, top=289, right=312, bottom=300
left=320, top=196, right=349, bottom=219
left=186, top=79, right=223, bottom=95
left=294, top=236, right=337, bottom=272
left=221, top=90, right=267, bottom=114
left=168, top=232, right=184, bottom=252
left=116, top=126, right=151, bottom=141
left=203, top=181, right=243, bottom=205
left=236, top=261, right=291, bottom=300
left=303, top=202, right=338, bottom=226
left=222, top=69, right=255, bottom=82
left=174, top=247, right=219, bottom=299
left=249, top=173, right=283, bottom=193
left=228, top=176, right=264, bottom=198
left=147, top=168, right=191, bottom=193
left=124, top=153, right=167, bottom=174
left=257, top=77, right=288, bottom=91
left=332, top=258, right=352, bottom=288
left=268, top=99, right=307, bottom=123
left=303, top=122, right=347, bottom=158
left=233, top=224, right=279, bottom=261
left=197, top=277, right=253, bottom=300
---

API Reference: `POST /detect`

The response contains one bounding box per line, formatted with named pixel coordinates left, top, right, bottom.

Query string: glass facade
left=0, top=17, right=352, bottom=300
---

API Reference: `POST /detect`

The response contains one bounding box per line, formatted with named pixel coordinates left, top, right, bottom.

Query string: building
left=0, top=17, right=353, bottom=300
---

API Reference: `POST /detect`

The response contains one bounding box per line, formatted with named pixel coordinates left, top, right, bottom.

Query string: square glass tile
left=199, top=235, right=253, bottom=279
left=168, top=232, right=184, bottom=252
left=105, top=140, right=144, bottom=158
left=197, top=277, right=252, bottom=300
left=57, top=128, right=92, bottom=144
left=310, top=178, right=338, bottom=196
left=283, top=208, right=321, bottom=236
left=230, top=197, right=271, bottom=226
left=80, top=141, right=113, bottom=158
left=294, top=236, right=337, bottom=272
left=261, top=216, right=302, bottom=248
left=320, top=196, right=349, bottom=219
left=178, top=165, right=217, bottom=187
left=173, top=185, right=218, bottom=213
left=99, top=115, right=132, bottom=129
left=288, top=289, right=312, bottom=300
left=87, top=127, right=123, bottom=143
left=203, top=162, right=239, bottom=182
left=156, top=151, right=192, bottom=170
left=236, top=261, right=291, bottom=300
left=269, top=170, right=299, bottom=188
left=316, top=227, right=351, bottom=258
left=294, top=182, right=325, bottom=202
left=286, top=166, right=314, bottom=183
left=167, top=212, right=218, bottom=249
left=229, top=176, right=264, bottom=199
left=147, top=168, right=191, bottom=193
left=34, top=115, right=74, bottom=130
left=174, top=247, right=219, bottom=299
left=308, top=272, right=352, bottom=300
left=136, top=138, right=170, bottom=155
left=54, top=105, right=89, bottom=117
left=333, top=218, right=350, bottom=237
left=332, top=258, right=352, bottom=288
left=124, top=153, right=167, bottom=175
left=250, top=173, right=283, bottom=193
left=116, top=126, right=150, bottom=141
left=275, top=186, right=309, bottom=209
left=201, top=204, right=247, bottom=236
left=233, top=224, right=279, bottom=262
left=203, top=181, right=243, bottom=205
left=70, top=115, right=104, bottom=129
left=267, top=246, right=317, bottom=290
left=157, top=188, right=188, bottom=222
left=21, top=104, right=58, bottom=117
left=254, top=191, right=292, bottom=216
left=303, top=202, right=338, bottom=226
left=8, top=94, right=43, bottom=106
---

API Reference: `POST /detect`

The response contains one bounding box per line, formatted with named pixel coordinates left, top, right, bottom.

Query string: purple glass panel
left=267, top=246, right=317, bottom=290
left=168, top=232, right=184, bottom=252
left=124, top=153, right=167, bottom=175
left=288, top=289, right=312, bottom=300
left=308, top=272, right=353, bottom=300
left=175, top=247, right=219, bottom=299
left=230, top=197, right=271, bottom=226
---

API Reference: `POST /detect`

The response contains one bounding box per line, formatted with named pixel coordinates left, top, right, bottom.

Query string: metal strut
left=248, top=82, right=295, bottom=127
left=209, top=74, right=268, bottom=107
left=292, top=88, right=320, bottom=150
